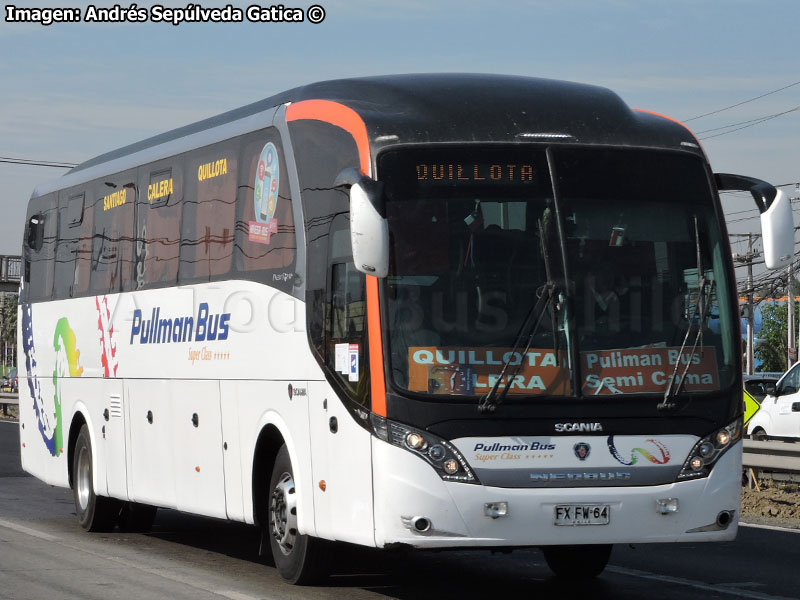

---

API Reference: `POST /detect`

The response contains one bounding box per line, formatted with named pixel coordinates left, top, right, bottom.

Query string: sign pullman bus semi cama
left=18, top=74, right=794, bottom=584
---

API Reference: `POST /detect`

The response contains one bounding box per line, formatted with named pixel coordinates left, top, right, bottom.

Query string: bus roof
left=35, top=74, right=703, bottom=197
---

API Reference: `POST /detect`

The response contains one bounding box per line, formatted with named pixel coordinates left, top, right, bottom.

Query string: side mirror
left=760, top=188, right=793, bottom=270
left=764, top=382, right=777, bottom=396
left=26, top=214, right=44, bottom=252
left=335, top=168, right=389, bottom=278
left=716, top=174, right=794, bottom=269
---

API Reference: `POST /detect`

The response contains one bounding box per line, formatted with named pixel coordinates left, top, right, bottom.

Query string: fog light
left=690, top=456, right=704, bottom=471
left=716, top=430, right=731, bottom=446
left=406, top=432, right=426, bottom=450
left=443, top=458, right=459, bottom=474
left=484, top=502, right=509, bottom=518
left=698, top=441, right=715, bottom=458
left=656, top=498, right=680, bottom=514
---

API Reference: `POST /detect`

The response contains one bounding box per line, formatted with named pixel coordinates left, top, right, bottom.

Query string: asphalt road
left=1, top=419, right=799, bottom=600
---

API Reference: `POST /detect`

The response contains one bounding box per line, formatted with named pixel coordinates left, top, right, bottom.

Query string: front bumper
left=372, top=438, right=742, bottom=548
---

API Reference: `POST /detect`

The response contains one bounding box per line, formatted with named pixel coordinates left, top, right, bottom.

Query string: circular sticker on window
left=254, top=142, right=279, bottom=225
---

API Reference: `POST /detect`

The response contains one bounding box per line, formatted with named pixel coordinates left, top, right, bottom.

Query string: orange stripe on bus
left=285, top=99, right=372, bottom=176
left=633, top=109, right=705, bottom=152
left=367, top=275, right=387, bottom=416
left=286, top=98, right=387, bottom=415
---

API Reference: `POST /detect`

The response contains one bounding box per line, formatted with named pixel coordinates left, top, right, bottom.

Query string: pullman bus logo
left=130, top=303, right=231, bottom=345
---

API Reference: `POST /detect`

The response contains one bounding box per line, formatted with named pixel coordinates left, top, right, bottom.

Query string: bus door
left=308, top=216, right=374, bottom=545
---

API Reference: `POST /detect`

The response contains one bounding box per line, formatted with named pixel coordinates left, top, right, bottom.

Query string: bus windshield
left=380, top=146, right=736, bottom=400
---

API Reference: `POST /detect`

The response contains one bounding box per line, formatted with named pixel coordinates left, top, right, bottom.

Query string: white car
left=747, top=364, right=800, bottom=440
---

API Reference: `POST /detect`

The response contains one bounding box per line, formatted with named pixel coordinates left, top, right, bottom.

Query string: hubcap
left=76, top=445, right=91, bottom=511
left=269, top=471, right=298, bottom=556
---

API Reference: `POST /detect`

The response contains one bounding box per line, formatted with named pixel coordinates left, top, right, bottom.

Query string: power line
left=694, top=106, right=800, bottom=135
left=0, top=156, right=76, bottom=169
left=697, top=106, right=800, bottom=140
left=684, top=79, right=800, bottom=122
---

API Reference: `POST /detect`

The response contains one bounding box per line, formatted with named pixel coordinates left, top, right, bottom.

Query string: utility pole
left=746, top=233, right=755, bottom=374
left=789, top=261, right=796, bottom=366
left=733, top=233, right=759, bottom=375
left=793, top=184, right=800, bottom=362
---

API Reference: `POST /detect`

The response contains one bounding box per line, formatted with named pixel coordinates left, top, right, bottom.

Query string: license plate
left=554, top=504, right=610, bottom=526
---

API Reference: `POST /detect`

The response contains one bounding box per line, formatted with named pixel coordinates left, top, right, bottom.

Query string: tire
left=267, top=445, right=327, bottom=584
left=542, top=544, right=612, bottom=579
left=751, top=428, right=768, bottom=441
left=118, top=502, right=158, bottom=533
left=73, top=424, right=120, bottom=532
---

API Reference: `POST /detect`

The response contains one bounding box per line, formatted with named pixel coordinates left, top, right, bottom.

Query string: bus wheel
left=542, top=544, right=612, bottom=579
left=267, top=445, right=326, bottom=584
left=118, top=502, right=158, bottom=532
left=73, top=425, right=119, bottom=532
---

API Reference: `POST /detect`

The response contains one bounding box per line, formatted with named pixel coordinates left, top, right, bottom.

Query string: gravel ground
left=741, top=481, right=800, bottom=530
left=0, top=404, right=17, bottom=422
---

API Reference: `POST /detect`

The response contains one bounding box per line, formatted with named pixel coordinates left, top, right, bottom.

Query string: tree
left=0, top=293, right=17, bottom=368
left=754, top=302, right=799, bottom=373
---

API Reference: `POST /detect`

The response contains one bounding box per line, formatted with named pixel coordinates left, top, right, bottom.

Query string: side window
left=180, top=143, right=237, bottom=282
left=235, top=129, right=296, bottom=289
left=288, top=119, right=360, bottom=359
left=779, top=365, right=800, bottom=395
left=74, top=189, right=94, bottom=295
left=23, top=196, right=56, bottom=302
left=53, top=191, right=83, bottom=298
left=135, top=162, right=182, bottom=288
left=90, top=175, right=135, bottom=294
left=326, top=216, right=369, bottom=405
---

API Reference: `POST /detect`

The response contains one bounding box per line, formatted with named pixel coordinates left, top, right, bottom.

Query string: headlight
left=677, top=418, right=742, bottom=481
left=370, top=414, right=480, bottom=484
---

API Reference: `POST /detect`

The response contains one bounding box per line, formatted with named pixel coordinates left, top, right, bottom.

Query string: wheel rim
left=76, top=444, right=91, bottom=511
left=269, top=471, right=298, bottom=556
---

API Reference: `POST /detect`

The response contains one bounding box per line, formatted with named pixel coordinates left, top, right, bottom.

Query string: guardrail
left=743, top=438, right=800, bottom=485
left=743, top=439, right=800, bottom=472
left=0, top=392, right=18, bottom=417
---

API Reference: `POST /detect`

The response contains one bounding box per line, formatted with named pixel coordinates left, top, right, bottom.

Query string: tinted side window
left=179, top=142, right=237, bottom=282
left=135, top=161, right=183, bottom=288
left=234, top=129, right=296, bottom=291
left=289, top=119, right=367, bottom=406
left=288, top=120, right=360, bottom=359
left=327, top=217, right=369, bottom=404
left=53, top=191, right=84, bottom=298
left=74, top=191, right=94, bottom=296
left=90, top=175, right=135, bottom=294
left=23, top=195, right=56, bottom=302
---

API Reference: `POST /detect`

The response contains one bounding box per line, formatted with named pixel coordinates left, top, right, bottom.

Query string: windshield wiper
left=478, top=220, right=559, bottom=413
left=658, top=216, right=715, bottom=411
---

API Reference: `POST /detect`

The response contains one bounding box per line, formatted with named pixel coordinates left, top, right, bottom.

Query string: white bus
left=18, top=74, right=794, bottom=583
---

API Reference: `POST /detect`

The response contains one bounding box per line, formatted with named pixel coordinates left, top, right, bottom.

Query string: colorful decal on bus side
left=607, top=436, right=671, bottom=466
left=249, top=141, right=279, bottom=245
left=22, top=305, right=84, bottom=457
left=96, top=295, right=118, bottom=378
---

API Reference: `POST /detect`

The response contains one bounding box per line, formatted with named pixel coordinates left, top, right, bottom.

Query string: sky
left=1, top=0, right=798, bottom=280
